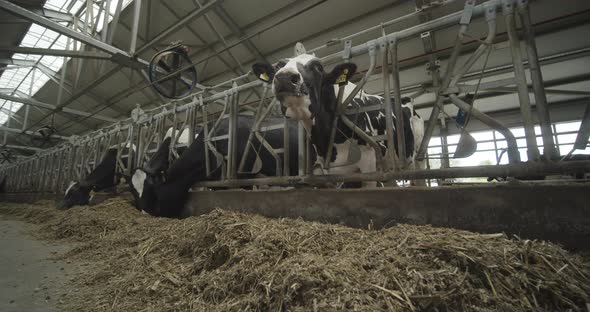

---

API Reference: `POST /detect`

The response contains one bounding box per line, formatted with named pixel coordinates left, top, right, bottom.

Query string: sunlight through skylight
left=0, top=0, right=134, bottom=126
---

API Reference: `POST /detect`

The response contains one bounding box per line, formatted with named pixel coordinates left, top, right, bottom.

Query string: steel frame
left=2, top=0, right=588, bottom=193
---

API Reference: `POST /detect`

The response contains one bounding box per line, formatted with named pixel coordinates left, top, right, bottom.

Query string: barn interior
left=0, top=0, right=589, bottom=310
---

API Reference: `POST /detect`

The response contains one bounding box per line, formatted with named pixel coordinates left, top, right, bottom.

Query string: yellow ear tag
left=259, top=72, right=270, bottom=82
left=335, top=68, right=349, bottom=84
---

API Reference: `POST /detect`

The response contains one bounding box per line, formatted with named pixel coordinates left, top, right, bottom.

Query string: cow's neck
left=307, top=82, right=355, bottom=161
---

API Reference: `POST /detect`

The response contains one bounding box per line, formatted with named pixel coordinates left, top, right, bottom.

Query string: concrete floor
left=0, top=218, right=75, bottom=312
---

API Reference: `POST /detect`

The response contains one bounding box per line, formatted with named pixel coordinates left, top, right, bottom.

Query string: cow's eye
left=275, top=60, right=287, bottom=70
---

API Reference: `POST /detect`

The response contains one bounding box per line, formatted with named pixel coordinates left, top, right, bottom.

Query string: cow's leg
left=409, top=114, right=426, bottom=186
left=357, top=145, right=377, bottom=188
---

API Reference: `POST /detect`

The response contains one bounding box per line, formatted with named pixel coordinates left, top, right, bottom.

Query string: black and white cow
left=0, top=175, right=6, bottom=193
left=58, top=126, right=194, bottom=210
left=252, top=54, right=425, bottom=186
left=58, top=148, right=121, bottom=209
left=129, top=116, right=301, bottom=217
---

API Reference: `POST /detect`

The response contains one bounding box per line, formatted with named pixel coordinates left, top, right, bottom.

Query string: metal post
left=101, top=0, right=111, bottom=42
left=3, top=101, right=12, bottom=145
left=226, top=85, right=238, bottom=180
left=417, top=15, right=471, bottom=160
left=297, top=123, right=306, bottom=176
left=22, top=69, right=33, bottom=131
left=129, top=0, right=141, bottom=54
left=390, top=38, right=406, bottom=167
left=56, top=36, right=71, bottom=105
left=440, top=117, right=450, bottom=169
left=107, top=0, right=123, bottom=45
left=518, top=0, right=556, bottom=159
left=503, top=0, right=539, bottom=161
left=283, top=116, right=290, bottom=176
left=201, top=97, right=211, bottom=176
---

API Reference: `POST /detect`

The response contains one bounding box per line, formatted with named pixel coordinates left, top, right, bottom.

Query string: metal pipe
left=518, top=0, right=557, bottom=159
left=390, top=39, right=406, bottom=167
left=450, top=3, right=497, bottom=87
left=503, top=0, right=540, bottom=161
left=56, top=36, right=71, bottom=105
left=136, top=0, right=222, bottom=55
left=238, top=85, right=269, bottom=173
left=417, top=22, right=469, bottom=160
left=449, top=94, right=520, bottom=162
left=297, top=123, right=306, bottom=176
left=101, top=0, right=111, bottom=42
left=323, top=83, right=346, bottom=169
left=227, top=85, right=238, bottom=179
left=195, top=160, right=590, bottom=188
left=201, top=98, right=211, bottom=176
left=107, top=0, right=123, bottom=45
left=129, top=0, right=141, bottom=54
left=283, top=116, right=290, bottom=176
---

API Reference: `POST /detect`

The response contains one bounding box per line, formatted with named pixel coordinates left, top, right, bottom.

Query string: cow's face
left=57, top=181, right=91, bottom=209
left=252, top=55, right=356, bottom=131
left=129, top=169, right=160, bottom=216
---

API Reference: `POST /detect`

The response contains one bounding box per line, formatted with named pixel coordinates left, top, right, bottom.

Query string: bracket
left=343, top=40, right=352, bottom=61
left=460, top=0, right=476, bottom=25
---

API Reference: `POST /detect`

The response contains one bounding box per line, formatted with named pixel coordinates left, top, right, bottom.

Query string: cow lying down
left=57, top=128, right=189, bottom=210
left=128, top=116, right=301, bottom=217
left=58, top=148, right=123, bottom=209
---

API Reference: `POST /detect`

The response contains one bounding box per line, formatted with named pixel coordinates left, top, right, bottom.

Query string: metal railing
left=1, top=0, right=587, bottom=193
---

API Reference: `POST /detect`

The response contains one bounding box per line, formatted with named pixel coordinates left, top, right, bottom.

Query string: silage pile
left=0, top=199, right=589, bottom=312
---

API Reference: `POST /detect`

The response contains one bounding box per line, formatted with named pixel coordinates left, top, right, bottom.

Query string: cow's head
left=57, top=180, right=93, bottom=209
left=252, top=54, right=356, bottom=131
left=128, top=168, right=160, bottom=215
left=127, top=137, right=172, bottom=216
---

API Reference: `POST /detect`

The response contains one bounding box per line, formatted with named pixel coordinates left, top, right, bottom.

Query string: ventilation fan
left=148, top=41, right=197, bottom=99
left=30, top=125, right=59, bottom=148
left=0, top=148, right=17, bottom=164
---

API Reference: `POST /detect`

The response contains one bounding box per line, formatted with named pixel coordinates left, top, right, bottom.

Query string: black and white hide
left=129, top=116, right=301, bottom=218
left=58, top=148, right=122, bottom=209
left=0, top=175, right=6, bottom=193
left=252, top=54, right=425, bottom=186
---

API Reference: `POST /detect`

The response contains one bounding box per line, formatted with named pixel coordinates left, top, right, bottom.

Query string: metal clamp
left=502, top=0, right=515, bottom=15
left=484, top=1, right=497, bottom=21
left=460, top=0, right=476, bottom=25
left=516, top=0, right=528, bottom=12
left=343, top=40, right=352, bottom=61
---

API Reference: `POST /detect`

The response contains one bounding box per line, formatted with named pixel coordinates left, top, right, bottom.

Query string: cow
left=58, top=126, right=193, bottom=210
left=0, top=175, right=6, bottom=193
left=57, top=148, right=121, bottom=209
left=251, top=53, right=425, bottom=187
left=128, top=116, right=301, bottom=217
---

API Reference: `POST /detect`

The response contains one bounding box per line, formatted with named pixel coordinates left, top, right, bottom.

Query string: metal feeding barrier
left=1, top=0, right=589, bottom=193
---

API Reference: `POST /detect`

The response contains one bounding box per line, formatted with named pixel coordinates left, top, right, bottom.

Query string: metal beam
left=0, top=92, right=117, bottom=123
left=29, top=7, right=73, bottom=22
left=135, top=0, right=223, bottom=55
left=0, top=46, right=111, bottom=59
left=0, top=126, right=67, bottom=139
left=0, top=59, right=128, bottom=117
left=0, top=0, right=131, bottom=57
left=1, top=144, right=42, bottom=151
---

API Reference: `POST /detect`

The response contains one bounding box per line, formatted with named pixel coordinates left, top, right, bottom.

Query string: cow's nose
left=275, top=72, right=300, bottom=85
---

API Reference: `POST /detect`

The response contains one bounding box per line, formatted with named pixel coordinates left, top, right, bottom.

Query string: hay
left=0, top=199, right=588, bottom=311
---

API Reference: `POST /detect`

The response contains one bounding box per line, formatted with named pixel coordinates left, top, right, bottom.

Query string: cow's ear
left=252, top=62, right=275, bottom=83
left=325, top=63, right=357, bottom=85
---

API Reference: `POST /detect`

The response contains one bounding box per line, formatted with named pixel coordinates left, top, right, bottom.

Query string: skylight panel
left=0, top=0, right=137, bottom=127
